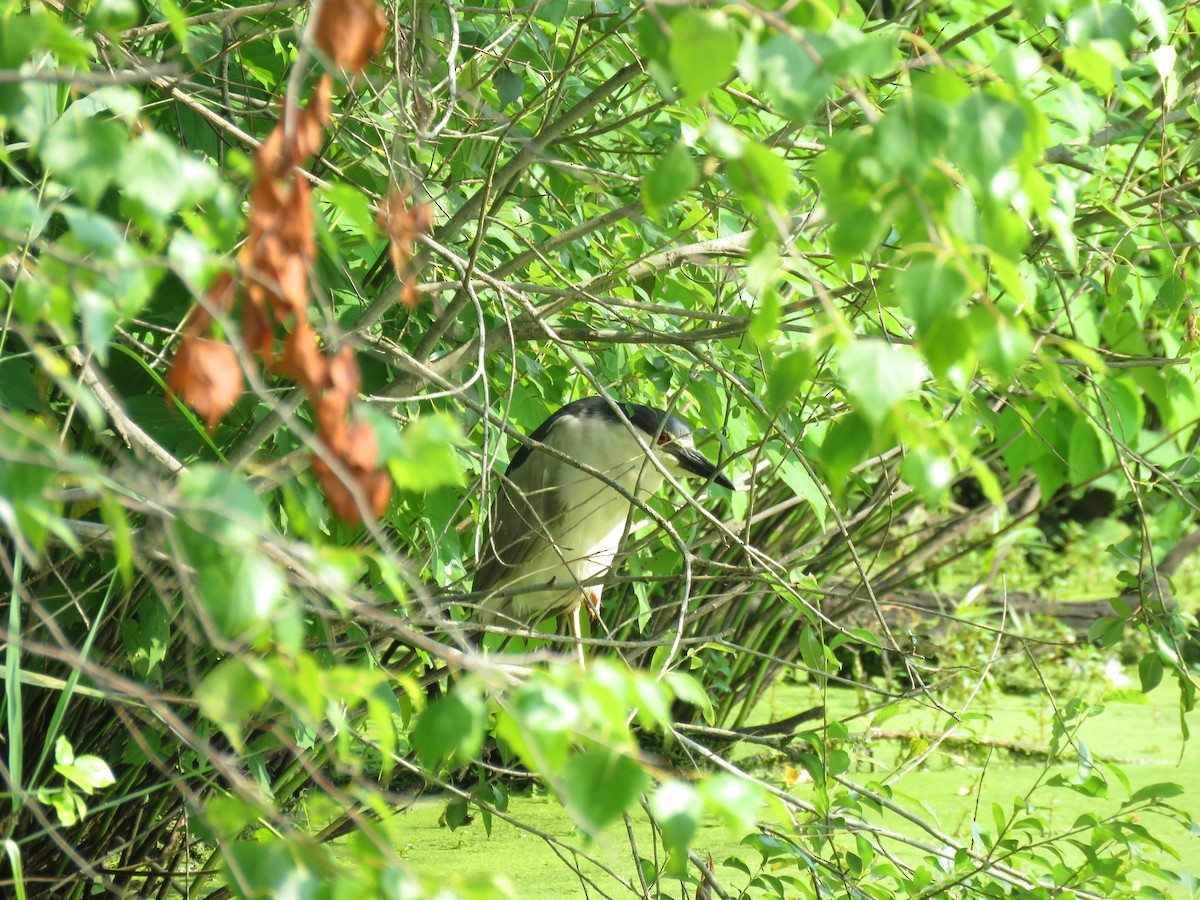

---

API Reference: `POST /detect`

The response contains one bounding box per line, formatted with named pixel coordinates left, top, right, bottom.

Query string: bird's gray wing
left=472, top=447, right=566, bottom=621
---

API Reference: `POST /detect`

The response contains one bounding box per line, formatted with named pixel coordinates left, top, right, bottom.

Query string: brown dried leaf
left=311, top=452, right=392, bottom=524
left=328, top=345, right=360, bottom=398
left=345, top=419, right=378, bottom=472
left=255, top=126, right=286, bottom=181
left=290, top=74, right=333, bottom=166
left=314, top=393, right=351, bottom=453
left=242, top=283, right=274, bottom=363
left=363, top=467, right=393, bottom=517
left=378, top=189, right=432, bottom=291
left=166, top=336, right=243, bottom=430
left=206, top=271, right=237, bottom=314
left=277, top=323, right=328, bottom=391
left=315, top=0, right=388, bottom=72
left=310, top=453, right=393, bottom=525
left=274, top=241, right=312, bottom=319
left=400, top=279, right=419, bottom=310
left=312, top=455, right=361, bottom=523
left=242, top=178, right=316, bottom=328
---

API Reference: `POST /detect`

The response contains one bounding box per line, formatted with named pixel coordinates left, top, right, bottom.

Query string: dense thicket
left=1, top=0, right=1197, bottom=896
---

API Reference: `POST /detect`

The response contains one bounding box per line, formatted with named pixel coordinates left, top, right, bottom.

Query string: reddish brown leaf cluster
left=242, top=73, right=390, bottom=524
left=309, top=347, right=392, bottom=523
left=379, top=188, right=433, bottom=309
left=315, top=0, right=388, bottom=72
left=242, top=75, right=331, bottom=368
left=166, top=0, right=403, bottom=525
left=166, top=273, right=243, bottom=431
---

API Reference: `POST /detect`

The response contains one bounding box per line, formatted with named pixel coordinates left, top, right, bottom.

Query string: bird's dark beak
left=671, top=447, right=734, bottom=490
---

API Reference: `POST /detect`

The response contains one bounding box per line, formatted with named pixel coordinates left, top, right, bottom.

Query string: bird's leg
left=584, top=587, right=602, bottom=621
left=570, top=604, right=586, bottom=668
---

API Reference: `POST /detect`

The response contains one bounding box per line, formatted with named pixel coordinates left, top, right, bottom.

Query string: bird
left=472, top=396, right=733, bottom=664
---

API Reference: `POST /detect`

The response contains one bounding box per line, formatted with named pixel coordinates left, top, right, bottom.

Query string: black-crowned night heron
left=473, top=396, right=733, bottom=663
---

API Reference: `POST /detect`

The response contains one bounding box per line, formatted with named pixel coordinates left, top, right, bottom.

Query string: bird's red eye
left=657, top=433, right=670, bottom=445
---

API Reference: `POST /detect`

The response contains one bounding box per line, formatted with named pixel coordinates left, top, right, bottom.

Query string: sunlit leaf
left=562, top=749, right=648, bottom=831
left=838, top=341, right=928, bottom=425
left=669, top=11, right=738, bottom=100
left=642, top=141, right=698, bottom=218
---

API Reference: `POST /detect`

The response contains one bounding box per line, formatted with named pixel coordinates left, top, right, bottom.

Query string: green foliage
left=33, top=737, right=115, bottom=827
left=413, top=684, right=487, bottom=772
left=1, top=0, right=1199, bottom=896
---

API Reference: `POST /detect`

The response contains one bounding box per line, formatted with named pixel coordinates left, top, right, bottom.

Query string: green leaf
left=412, top=687, right=487, bottom=772
left=98, top=493, right=133, bottom=587
left=38, top=787, right=87, bottom=827
left=1155, top=273, right=1187, bottom=317
left=649, top=781, right=702, bottom=876
left=1063, top=43, right=1124, bottom=94
left=562, top=749, right=648, bottom=831
left=1138, top=654, right=1164, bottom=693
left=223, top=841, right=324, bottom=898
left=119, top=595, right=171, bottom=678
left=631, top=676, right=672, bottom=730
left=178, top=465, right=267, bottom=547
left=175, top=466, right=287, bottom=641
left=1127, top=782, right=1184, bottom=804
left=496, top=681, right=580, bottom=771
left=819, top=411, right=874, bottom=488
left=199, top=795, right=263, bottom=843
left=196, top=658, right=270, bottom=750
left=2, top=838, right=24, bottom=900
left=532, top=0, right=567, bottom=24
left=901, top=447, right=953, bottom=505
left=387, top=414, right=467, bottom=492
left=87, top=0, right=142, bottom=33
left=977, top=318, right=1033, bottom=381
left=1098, top=377, right=1144, bottom=446
left=749, top=287, right=782, bottom=347
left=953, top=93, right=1027, bottom=190
left=699, top=774, right=763, bottom=833
left=669, top=11, right=738, bottom=101
left=0, top=14, right=50, bottom=70
left=838, top=341, right=927, bottom=425
left=39, top=112, right=126, bottom=207
left=634, top=10, right=671, bottom=66
left=494, top=68, right=523, bottom=108
left=78, top=289, right=119, bottom=365
left=61, top=205, right=123, bottom=252
left=0, top=419, right=61, bottom=561
left=726, top=141, right=792, bottom=225
left=753, top=32, right=832, bottom=122
left=119, top=130, right=216, bottom=226
left=898, top=257, right=968, bottom=338
left=777, top=457, right=826, bottom=526
left=1066, top=3, right=1139, bottom=48
left=827, top=748, right=851, bottom=777
left=440, top=796, right=470, bottom=830
left=1088, top=616, right=1125, bottom=647
left=642, top=142, right=698, bottom=218
left=196, top=549, right=285, bottom=641
left=53, top=735, right=74, bottom=766
left=766, top=348, right=813, bottom=413
left=0, top=12, right=91, bottom=69
left=1067, top=417, right=1107, bottom=485
left=821, top=32, right=896, bottom=79
left=664, top=670, right=713, bottom=725
left=321, top=182, right=383, bottom=241
left=55, top=753, right=115, bottom=794
left=875, top=91, right=953, bottom=180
